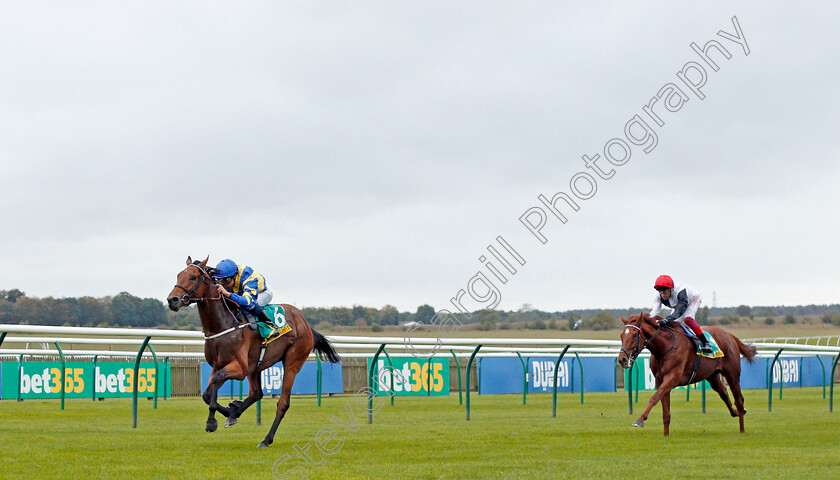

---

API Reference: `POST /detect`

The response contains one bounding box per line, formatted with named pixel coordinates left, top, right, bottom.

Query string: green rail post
left=427, top=357, right=432, bottom=397
left=316, top=354, right=323, bottom=406
left=830, top=352, right=840, bottom=412
left=147, top=345, right=159, bottom=410
left=551, top=345, right=571, bottom=417
left=701, top=380, right=706, bottom=413
left=613, top=364, right=618, bottom=393
left=368, top=344, right=386, bottom=424
left=92, top=355, right=99, bottom=401
left=628, top=363, right=633, bottom=411
left=816, top=356, right=827, bottom=399
left=450, top=349, right=462, bottom=405
left=163, top=357, right=169, bottom=401
left=799, top=358, right=803, bottom=389
left=132, top=336, right=152, bottom=428
left=573, top=352, right=584, bottom=405
left=465, top=345, right=482, bottom=421
left=54, top=342, right=65, bottom=411
left=18, top=354, right=23, bottom=402
left=634, top=360, right=641, bottom=403
left=686, top=382, right=691, bottom=402
left=382, top=348, right=395, bottom=406
left=768, top=348, right=784, bottom=412
left=516, top=352, right=527, bottom=405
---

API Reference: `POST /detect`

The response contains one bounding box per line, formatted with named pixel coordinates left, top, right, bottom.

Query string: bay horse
left=166, top=256, right=341, bottom=448
left=617, top=312, right=757, bottom=436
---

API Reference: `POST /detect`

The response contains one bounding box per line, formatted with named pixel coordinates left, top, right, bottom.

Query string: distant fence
left=745, top=335, right=840, bottom=347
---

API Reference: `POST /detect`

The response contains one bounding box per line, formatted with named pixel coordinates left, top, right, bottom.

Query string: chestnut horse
left=167, top=257, right=340, bottom=448
left=617, top=312, right=756, bottom=436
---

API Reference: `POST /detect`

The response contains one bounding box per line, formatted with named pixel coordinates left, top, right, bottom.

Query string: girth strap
left=687, top=354, right=702, bottom=385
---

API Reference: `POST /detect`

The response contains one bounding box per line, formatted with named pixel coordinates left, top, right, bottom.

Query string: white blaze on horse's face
left=618, top=323, right=643, bottom=369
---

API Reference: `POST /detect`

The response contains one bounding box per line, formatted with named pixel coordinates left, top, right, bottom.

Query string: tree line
left=1, top=289, right=839, bottom=331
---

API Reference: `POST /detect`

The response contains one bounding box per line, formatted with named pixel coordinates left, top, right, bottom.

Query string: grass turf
left=1, top=388, right=838, bottom=479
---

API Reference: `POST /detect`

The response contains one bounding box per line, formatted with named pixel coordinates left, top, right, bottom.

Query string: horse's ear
left=200, top=256, right=209, bottom=268
left=621, top=316, right=627, bottom=324
left=186, top=256, right=193, bottom=266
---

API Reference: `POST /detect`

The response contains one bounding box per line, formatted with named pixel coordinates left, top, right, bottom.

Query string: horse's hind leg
left=722, top=370, right=747, bottom=433
left=707, top=373, right=738, bottom=417
left=258, top=360, right=304, bottom=448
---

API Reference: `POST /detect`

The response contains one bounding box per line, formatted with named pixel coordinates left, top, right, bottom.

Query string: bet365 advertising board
left=368, top=357, right=450, bottom=396
left=0, top=361, right=171, bottom=399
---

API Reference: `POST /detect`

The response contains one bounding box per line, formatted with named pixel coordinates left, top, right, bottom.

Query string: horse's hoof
left=257, top=442, right=269, bottom=448
left=225, top=417, right=238, bottom=428
left=206, top=420, right=218, bottom=433
left=632, top=420, right=644, bottom=428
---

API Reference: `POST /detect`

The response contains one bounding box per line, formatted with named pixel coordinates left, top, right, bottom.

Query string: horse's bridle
left=172, top=264, right=219, bottom=306
left=620, top=323, right=664, bottom=363
left=621, top=323, right=677, bottom=362
left=173, top=264, right=250, bottom=341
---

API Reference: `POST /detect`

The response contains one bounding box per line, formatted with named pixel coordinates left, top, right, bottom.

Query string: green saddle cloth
left=698, top=331, right=724, bottom=359
left=258, top=305, right=291, bottom=342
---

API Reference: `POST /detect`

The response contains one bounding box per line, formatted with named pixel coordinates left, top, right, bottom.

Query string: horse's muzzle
left=167, top=296, right=184, bottom=311
left=617, top=355, right=635, bottom=369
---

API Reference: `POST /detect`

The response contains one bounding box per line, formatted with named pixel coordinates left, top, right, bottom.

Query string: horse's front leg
left=204, top=366, right=238, bottom=432
left=633, top=373, right=679, bottom=430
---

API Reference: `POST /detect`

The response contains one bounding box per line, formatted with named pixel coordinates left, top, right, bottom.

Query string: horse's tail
left=734, top=335, right=757, bottom=363
left=312, top=328, right=341, bottom=363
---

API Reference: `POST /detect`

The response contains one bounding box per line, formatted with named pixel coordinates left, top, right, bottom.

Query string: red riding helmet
left=654, top=275, right=674, bottom=290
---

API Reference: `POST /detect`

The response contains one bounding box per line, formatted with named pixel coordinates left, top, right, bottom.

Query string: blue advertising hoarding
left=200, top=361, right=343, bottom=396
left=479, top=356, right=617, bottom=394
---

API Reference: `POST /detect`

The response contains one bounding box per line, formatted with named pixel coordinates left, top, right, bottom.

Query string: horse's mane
left=632, top=312, right=664, bottom=326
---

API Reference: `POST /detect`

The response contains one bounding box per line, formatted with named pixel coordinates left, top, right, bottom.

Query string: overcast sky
left=1, top=2, right=838, bottom=313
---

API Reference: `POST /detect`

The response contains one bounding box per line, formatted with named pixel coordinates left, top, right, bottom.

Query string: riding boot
left=697, top=332, right=714, bottom=355
left=256, top=309, right=274, bottom=326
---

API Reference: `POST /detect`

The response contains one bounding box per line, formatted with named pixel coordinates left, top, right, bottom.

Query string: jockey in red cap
left=651, top=275, right=713, bottom=355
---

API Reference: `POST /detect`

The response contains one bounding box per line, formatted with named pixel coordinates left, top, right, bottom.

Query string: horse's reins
left=621, top=322, right=677, bottom=362
left=172, top=264, right=247, bottom=340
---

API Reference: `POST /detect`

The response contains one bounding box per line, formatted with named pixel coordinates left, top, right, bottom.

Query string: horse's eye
left=190, top=275, right=197, bottom=281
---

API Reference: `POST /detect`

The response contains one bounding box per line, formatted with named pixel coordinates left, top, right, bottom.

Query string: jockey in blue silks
left=212, top=259, right=274, bottom=325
